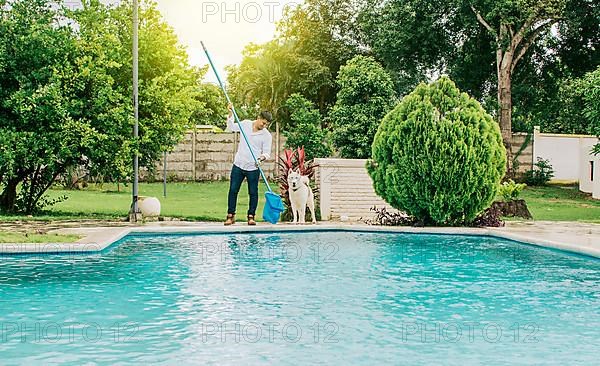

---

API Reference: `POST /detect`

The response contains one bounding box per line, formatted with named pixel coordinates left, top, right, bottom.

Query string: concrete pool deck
left=0, top=221, right=599, bottom=258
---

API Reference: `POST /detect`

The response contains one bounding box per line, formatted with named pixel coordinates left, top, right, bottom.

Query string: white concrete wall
left=533, top=127, right=599, bottom=182
left=314, top=158, right=398, bottom=221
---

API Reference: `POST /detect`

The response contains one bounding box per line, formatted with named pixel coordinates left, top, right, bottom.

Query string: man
left=224, top=103, right=273, bottom=225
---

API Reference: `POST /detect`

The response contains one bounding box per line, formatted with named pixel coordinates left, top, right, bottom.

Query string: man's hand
left=255, top=154, right=267, bottom=168
left=228, top=103, right=233, bottom=117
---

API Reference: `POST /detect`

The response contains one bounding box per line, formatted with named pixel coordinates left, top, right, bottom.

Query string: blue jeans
left=227, top=164, right=259, bottom=216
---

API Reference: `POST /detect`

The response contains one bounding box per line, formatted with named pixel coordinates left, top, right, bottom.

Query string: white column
left=593, top=154, right=600, bottom=199
left=315, top=158, right=332, bottom=220
left=532, top=126, right=541, bottom=162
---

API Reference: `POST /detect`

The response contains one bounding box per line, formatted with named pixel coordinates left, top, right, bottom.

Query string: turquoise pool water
left=0, top=231, right=599, bottom=365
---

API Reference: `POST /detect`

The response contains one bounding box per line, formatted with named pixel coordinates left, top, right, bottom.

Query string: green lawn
left=519, top=184, right=600, bottom=223
left=0, top=232, right=81, bottom=243
left=0, top=182, right=598, bottom=224
left=41, top=181, right=273, bottom=222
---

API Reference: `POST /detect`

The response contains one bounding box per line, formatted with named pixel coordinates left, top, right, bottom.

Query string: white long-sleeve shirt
left=227, top=115, right=273, bottom=171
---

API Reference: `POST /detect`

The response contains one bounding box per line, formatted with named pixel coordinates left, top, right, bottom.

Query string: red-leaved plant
left=275, top=147, right=320, bottom=222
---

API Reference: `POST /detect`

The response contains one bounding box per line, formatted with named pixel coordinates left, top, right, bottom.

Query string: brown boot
left=224, top=213, right=235, bottom=226
left=247, top=214, right=256, bottom=226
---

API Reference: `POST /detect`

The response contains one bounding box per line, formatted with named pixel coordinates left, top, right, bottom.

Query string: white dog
left=287, top=169, right=317, bottom=224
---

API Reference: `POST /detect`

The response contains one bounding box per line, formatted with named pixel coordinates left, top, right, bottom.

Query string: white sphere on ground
left=139, top=196, right=161, bottom=217
left=340, top=215, right=350, bottom=222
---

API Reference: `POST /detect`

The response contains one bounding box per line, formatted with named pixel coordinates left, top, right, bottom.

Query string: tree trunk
left=498, top=67, right=512, bottom=144
left=0, top=177, right=20, bottom=213
left=498, top=57, right=514, bottom=175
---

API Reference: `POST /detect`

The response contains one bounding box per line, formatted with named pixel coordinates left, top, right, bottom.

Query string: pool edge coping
left=1, top=224, right=599, bottom=259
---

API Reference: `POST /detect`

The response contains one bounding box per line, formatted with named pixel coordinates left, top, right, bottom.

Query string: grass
left=0, top=182, right=598, bottom=224
left=7, top=181, right=276, bottom=222
left=518, top=184, right=600, bottom=223
left=0, top=232, right=81, bottom=243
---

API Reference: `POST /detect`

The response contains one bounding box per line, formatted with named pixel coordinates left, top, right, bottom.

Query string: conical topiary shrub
left=368, top=77, right=506, bottom=226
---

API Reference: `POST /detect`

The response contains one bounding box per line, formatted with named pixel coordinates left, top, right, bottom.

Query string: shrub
left=524, top=158, right=554, bottom=186
left=498, top=180, right=527, bottom=202
left=368, top=77, right=506, bottom=226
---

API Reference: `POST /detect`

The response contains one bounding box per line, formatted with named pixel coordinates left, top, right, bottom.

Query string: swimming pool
left=1, top=231, right=598, bottom=365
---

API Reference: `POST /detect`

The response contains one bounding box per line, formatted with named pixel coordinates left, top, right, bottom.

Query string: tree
left=554, top=0, right=600, bottom=79
left=282, top=94, right=332, bottom=161
left=362, top=0, right=565, bottom=142
left=360, top=0, right=454, bottom=95
left=514, top=0, right=599, bottom=134
left=368, top=77, right=506, bottom=225
left=360, top=0, right=598, bottom=141
left=468, top=0, right=566, bottom=147
left=192, top=80, right=227, bottom=128
left=277, top=0, right=361, bottom=111
left=0, top=0, right=106, bottom=213
left=226, top=43, right=291, bottom=120
left=75, top=0, right=202, bottom=181
left=226, top=40, right=331, bottom=125
left=73, top=0, right=226, bottom=181
left=329, top=56, right=396, bottom=158
left=0, top=0, right=211, bottom=213
left=227, top=0, right=364, bottom=126
left=553, top=67, right=600, bottom=135
left=556, top=67, right=600, bottom=152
